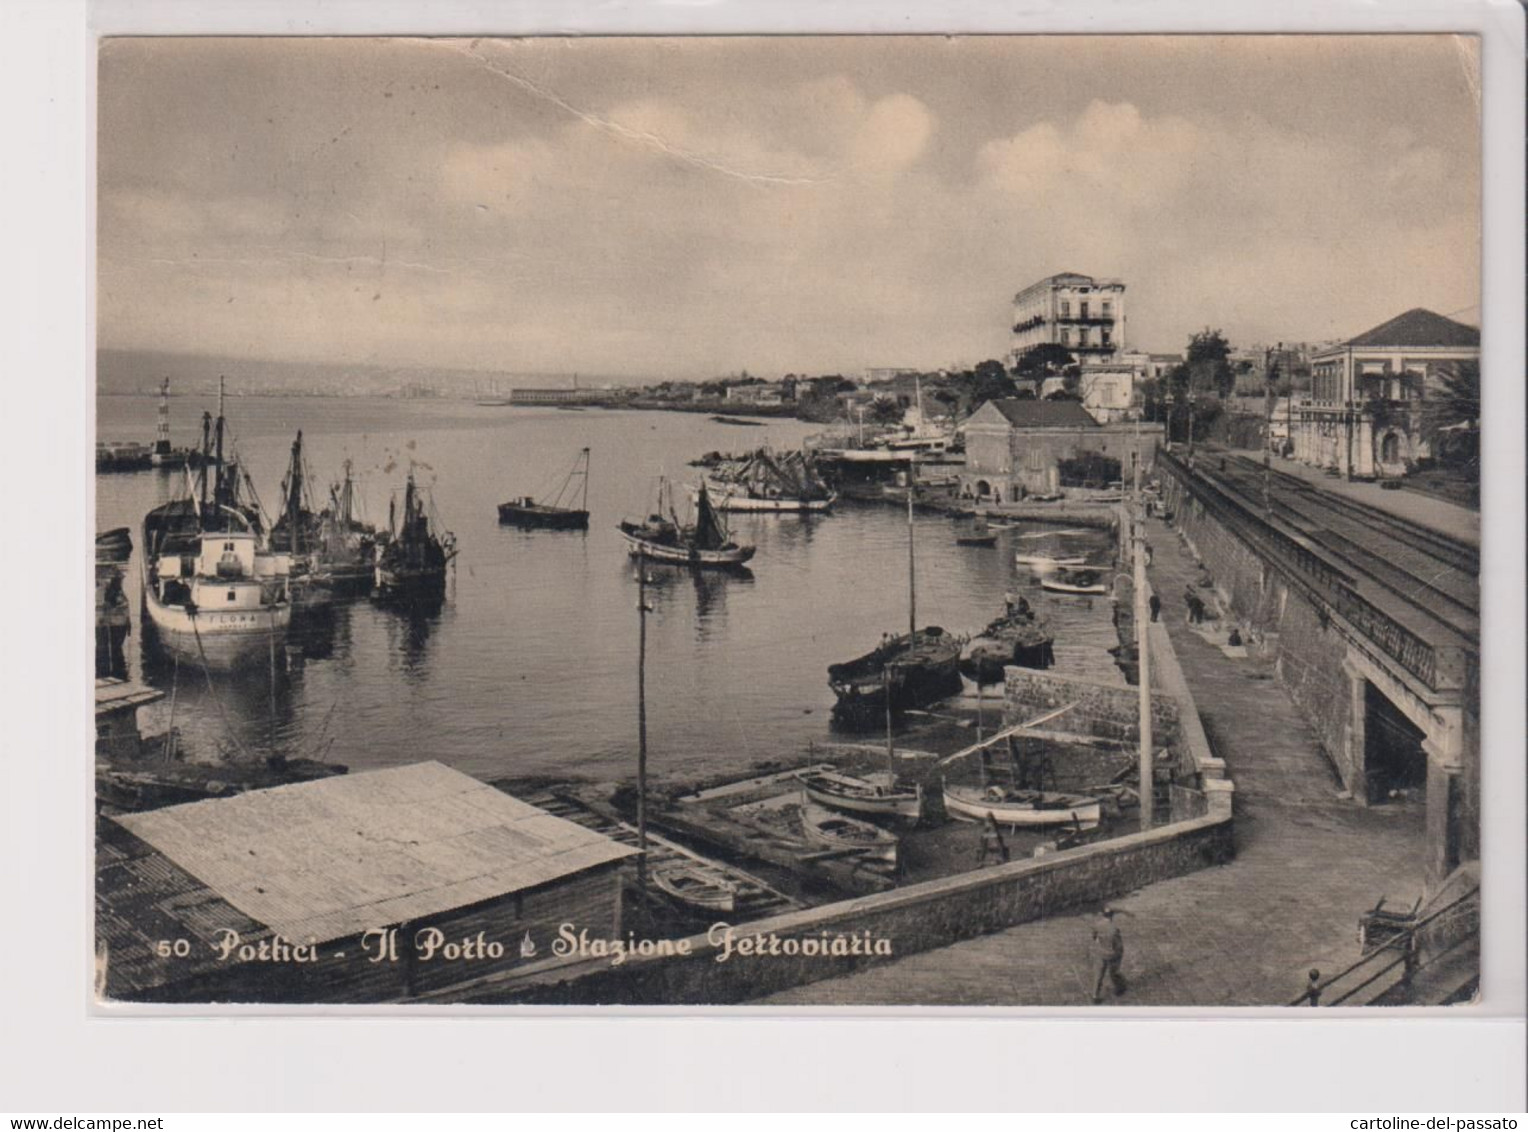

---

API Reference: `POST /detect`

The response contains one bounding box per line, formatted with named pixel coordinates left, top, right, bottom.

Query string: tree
left=867, top=395, right=905, bottom=425
left=1186, top=327, right=1236, bottom=399
left=1014, top=343, right=1077, bottom=378
left=1432, top=360, right=1480, bottom=473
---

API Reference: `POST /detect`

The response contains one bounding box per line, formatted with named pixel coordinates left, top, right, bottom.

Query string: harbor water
left=96, top=392, right=1117, bottom=784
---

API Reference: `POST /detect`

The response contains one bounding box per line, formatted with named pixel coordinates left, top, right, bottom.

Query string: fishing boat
left=617, top=480, right=755, bottom=568
left=942, top=783, right=1101, bottom=830
left=140, top=383, right=292, bottom=669
left=374, top=470, right=456, bottom=604
left=315, top=459, right=380, bottom=594
left=649, top=859, right=741, bottom=916
left=267, top=430, right=336, bottom=609
left=798, top=768, right=922, bottom=824
left=829, top=452, right=960, bottom=726
left=798, top=797, right=900, bottom=865
left=960, top=613, right=1055, bottom=684
left=700, top=448, right=836, bottom=513
left=1040, top=568, right=1109, bottom=595
left=498, top=447, right=591, bottom=529
left=1014, top=552, right=1088, bottom=568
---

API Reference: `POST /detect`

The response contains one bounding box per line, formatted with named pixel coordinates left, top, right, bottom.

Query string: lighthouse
left=151, top=377, right=172, bottom=461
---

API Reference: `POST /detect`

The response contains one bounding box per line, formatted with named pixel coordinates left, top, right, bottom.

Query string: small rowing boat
left=943, top=783, right=1101, bottom=829
left=1014, top=553, right=1087, bottom=568
left=649, top=859, right=741, bottom=915
left=798, top=768, right=922, bottom=824
left=799, top=798, right=900, bottom=865
left=1040, top=568, right=1108, bottom=595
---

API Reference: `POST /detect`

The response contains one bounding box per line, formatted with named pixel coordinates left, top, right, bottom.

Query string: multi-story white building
left=1009, top=272, right=1126, bottom=368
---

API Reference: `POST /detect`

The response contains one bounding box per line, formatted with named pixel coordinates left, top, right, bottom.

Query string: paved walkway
left=763, top=519, right=1428, bottom=1006
left=1229, top=448, right=1480, bottom=546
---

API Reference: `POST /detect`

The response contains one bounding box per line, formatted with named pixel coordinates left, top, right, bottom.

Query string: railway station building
left=1290, top=308, right=1479, bottom=480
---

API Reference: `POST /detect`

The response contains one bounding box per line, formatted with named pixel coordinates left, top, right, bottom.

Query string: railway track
left=1191, top=453, right=1479, bottom=645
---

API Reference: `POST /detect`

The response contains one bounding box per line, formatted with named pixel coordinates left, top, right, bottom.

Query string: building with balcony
left=1291, top=308, right=1479, bottom=479
left=1009, top=272, right=1126, bottom=369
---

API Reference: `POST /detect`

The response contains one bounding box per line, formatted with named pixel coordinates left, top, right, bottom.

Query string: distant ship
left=374, top=470, right=456, bottom=604
left=618, top=480, right=755, bottom=568
left=498, top=447, right=591, bottom=530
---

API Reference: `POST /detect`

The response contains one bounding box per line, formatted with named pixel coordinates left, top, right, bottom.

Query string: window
left=1080, top=301, right=1090, bottom=319
left=1059, top=301, right=1070, bottom=317
left=1101, top=329, right=1111, bottom=347
left=1060, top=329, right=1071, bottom=345
left=1102, top=301, right=1113, bottom=316
left=227, top=589, right=237, bottom=602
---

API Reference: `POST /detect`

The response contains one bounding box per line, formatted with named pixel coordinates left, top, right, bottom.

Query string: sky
left=97, top=35, right=1482, bottom=380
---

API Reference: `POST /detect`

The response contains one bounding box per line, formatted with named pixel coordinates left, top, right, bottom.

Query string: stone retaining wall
left=455, top=807, right=1233, bottom=1006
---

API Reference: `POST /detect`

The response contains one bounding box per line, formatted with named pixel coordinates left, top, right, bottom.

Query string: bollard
left=1303, top=968, right=1322, bottom=1006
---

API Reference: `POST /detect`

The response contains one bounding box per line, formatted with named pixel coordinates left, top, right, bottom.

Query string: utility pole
left=636, top=546, right=650, bottom=894
left=1263, top=343, right=1280, bottom=516
left=1133, top=449, right=1154, bottom=832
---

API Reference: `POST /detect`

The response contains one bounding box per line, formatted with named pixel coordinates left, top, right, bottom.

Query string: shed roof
left=1344, top=308, right=1480, bottom=349
left=976, top=398, right=1101, bottom=429
left=95, top=677, right=165, bottom=717
left=112, top=762, right=638, bottom=945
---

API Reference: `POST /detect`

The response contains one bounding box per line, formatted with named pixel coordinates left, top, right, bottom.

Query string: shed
left=102, top=762, right=639, bottom=1002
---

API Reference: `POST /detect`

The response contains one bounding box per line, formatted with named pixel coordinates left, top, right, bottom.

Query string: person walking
left=1091, top=906, right=1129, bottom=1003
left=1148, top=593, right=1161, bottom=622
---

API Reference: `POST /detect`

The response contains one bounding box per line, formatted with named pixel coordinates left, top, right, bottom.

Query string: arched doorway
left=975, top=480, right=991, bottom=499
left=1380, top=431, right=1403, bottom=466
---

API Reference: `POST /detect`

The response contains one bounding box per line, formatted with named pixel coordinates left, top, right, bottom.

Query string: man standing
left=1148, top=592, right=1161, bottom=622
left=1091, top=906, right=1129, bottom=1003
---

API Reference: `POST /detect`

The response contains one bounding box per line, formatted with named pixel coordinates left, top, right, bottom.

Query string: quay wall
left=456, top=807, right=1233, bottom=1006
left=1158, top=458, right=1361, bottom=795
left=1003, top=668, right=1179, bottom=747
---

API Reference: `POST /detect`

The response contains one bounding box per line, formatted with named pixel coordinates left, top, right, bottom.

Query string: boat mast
left=906, top=450, right=917, bottom=638
left=285, top=431, right=305, bottom=554
left=580, top=447, right=590, bottom=513
left=213, top=376, right=227, bottom=510
left=198, top=410, right=212, bottom=513
left=636, top=545, right=650, bottom=893
left=883, top=663, right=896, bottom=780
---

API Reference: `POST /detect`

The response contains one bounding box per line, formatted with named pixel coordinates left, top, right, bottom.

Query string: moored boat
left=798, top=797, right=901, bottom=864
left=798, top=768, right=923, bottom=824
left=1040, top=568, right=1109, bottom=595
left=96, top=527, right=133, bottom=563
left=142, top=528, right=292, bottom=669
left=960, top=613, right=1056, bottom=684
left=374, top=470, right=456, bottom=604
left=943, top=783, right=1101, bottom=830
left=618, top=480, right=755, bottom=568
left=828, top=628, right=963, bottom=725
left=498, top=447, right=591, bottom=529
left=699, top=448, right=836, bottom=513
left=1014, top=552, right=1088, bottom=568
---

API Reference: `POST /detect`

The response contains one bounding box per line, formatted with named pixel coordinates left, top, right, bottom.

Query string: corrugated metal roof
left=112, top=762, right=639, bottom=945
left=95, top=677, right=165, bottom=716
left=979, top=398, right=1101, bottom=429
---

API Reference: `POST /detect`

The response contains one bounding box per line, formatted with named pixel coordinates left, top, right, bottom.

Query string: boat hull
left=373, top=566, right=448, bottom=605
left=497, top=503, right=590, bottom=529
left=943, top=785, right=1101, bottom=830
left=700, top=483, right=836, bottom=513
left=798, top=771, right=923, bottom=824
left=799, top=799, right=900, bottom=864
left=617, top=527, right=756, bottom=567
left=1015, top=554, right=1087, bottom=568
left=955, top=534, right=998, bottom=547
left=828, top=632, right=963, bottom=727
left=143, top=589, right=292, bottom=669
left=1040, top=579, right=1109, bottom=595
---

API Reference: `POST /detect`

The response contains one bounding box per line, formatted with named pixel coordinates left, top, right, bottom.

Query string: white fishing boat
left=798, top=798, right=901, bottom=865
left=142, top=529, right=292, bottom=669
left=698, top=448, right=836, bottom=513
left=798, top=768, right=922, bottom=824
left=1040, top=568, right=1109, bottom=595
left=943, top=783, right=1101, bottom=830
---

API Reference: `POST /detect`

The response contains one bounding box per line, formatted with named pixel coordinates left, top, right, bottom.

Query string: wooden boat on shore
left=955, top=514, right=997, bottom=547
left=798, top=768, right=922, bottom=824
left=618, top=480, right=755, bottom=568
left=649, top=859, right=741, bottom=915
left=498, top=447, right=591, bottom=529
left=1040, top=568, right=1109, bottom=595
left=799, top=798, right=900, bottom=865
left=943, top=783, right=1101, bottom=830
left=96, top=528, right=133, bottom=563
